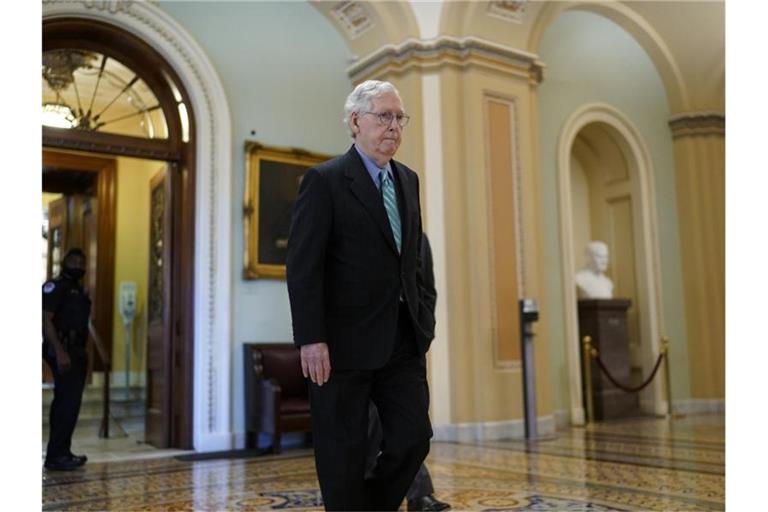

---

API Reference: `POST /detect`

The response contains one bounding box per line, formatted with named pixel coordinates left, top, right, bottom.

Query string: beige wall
left=111, top=156, right=163, bottom=384
left=42, top=192, right=62, bottom=208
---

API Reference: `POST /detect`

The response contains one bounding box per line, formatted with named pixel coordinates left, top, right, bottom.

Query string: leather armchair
left=243, top=343, right=311, bottom=453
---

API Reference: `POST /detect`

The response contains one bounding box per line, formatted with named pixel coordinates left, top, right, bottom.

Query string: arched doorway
left=527, top=1, right=689, bottom=112
left=42, top=17, right=196, bottom=448
left=557, top=104, right=666, bottom=424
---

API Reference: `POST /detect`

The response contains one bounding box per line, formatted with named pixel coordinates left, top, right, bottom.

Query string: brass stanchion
left=582, top=336, right=595, bottom=424
left=661, top=336, right=673, bottom=416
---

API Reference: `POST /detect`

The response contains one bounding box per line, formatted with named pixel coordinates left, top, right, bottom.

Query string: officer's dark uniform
left=43, top=274, right=91, bottom=463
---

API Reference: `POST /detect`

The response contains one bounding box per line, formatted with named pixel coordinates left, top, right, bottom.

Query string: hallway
left=43, top=414, right=724, bottom=511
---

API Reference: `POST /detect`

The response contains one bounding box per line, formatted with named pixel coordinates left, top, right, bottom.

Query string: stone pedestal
left=578, top=299, right=640, bottom=420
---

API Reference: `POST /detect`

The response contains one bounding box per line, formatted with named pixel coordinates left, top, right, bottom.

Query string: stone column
left=669, top=112, right=725, bottom=400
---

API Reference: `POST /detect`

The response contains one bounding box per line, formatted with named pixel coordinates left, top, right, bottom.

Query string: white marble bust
left=575, top=241, right=614, bottom=299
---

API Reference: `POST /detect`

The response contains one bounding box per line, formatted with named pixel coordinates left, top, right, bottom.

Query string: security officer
left=42, top=248, right=109, bottom=471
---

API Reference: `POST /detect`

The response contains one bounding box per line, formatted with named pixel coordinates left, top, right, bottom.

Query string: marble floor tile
left=42, top=414, right=725, bottom=511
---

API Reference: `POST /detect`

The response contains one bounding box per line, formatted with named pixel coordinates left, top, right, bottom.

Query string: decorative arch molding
left=310, top=0, right=419, bottom=60
left=346, top=36, right=544, bottom=84
left=43, top=0, right=234, bottom=451
left=557, top=103, right=667, bottom=424
left=528, top=1, right=689, bottom=112
left=367, top=1, right=419, bottom=44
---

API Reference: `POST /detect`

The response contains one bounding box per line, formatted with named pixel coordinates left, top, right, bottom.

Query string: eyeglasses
left=361, top=111, right=410, bottom=128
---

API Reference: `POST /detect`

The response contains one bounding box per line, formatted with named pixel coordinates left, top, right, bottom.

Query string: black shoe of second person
left=44, top=455, right=83, bottom=471
left=407, top=495, right=451, bottom=511
left=67, top=452, right=87, bottom=466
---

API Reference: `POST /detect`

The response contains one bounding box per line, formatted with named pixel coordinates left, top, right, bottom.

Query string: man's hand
left=300, top=342, right=331, bottom=386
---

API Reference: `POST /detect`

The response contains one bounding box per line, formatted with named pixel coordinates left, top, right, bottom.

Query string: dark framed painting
left=243, top=141, right=331, bottom=279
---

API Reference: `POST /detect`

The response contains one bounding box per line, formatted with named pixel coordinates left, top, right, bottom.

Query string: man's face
left=351, top=91, right=404, bottom=167
left=64, top=254, right=86, bottom=273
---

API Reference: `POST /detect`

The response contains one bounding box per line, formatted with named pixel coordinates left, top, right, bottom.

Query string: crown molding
left=668, top=111, right=725, bottom=138
left=347, top=36, right=545, bottom=84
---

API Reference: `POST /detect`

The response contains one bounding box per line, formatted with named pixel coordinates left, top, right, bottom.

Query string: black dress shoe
left=67, top=453, right=87, bottom=466
left=407, top=495, right=451, bottom=511
left=44, top=455, right=82, bottom=471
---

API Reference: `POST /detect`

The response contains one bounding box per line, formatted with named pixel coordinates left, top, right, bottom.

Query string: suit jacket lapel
left=344, top=146, right=399, bottom=255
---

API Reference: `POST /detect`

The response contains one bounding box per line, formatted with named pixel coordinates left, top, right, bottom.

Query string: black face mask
left=63, top=267, right=86, bottom=280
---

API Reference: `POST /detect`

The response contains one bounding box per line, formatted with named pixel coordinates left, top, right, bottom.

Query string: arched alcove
left=571, top=122, right=647, bottom=387
left=558, top=104, right=666, bottom=423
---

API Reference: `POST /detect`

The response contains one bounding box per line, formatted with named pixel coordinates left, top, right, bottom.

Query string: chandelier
left=42, top=48, right=167, bottom=138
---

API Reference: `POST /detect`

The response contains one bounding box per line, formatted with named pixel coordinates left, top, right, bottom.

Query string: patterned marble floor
left=42, top=414, right=724, bottom=511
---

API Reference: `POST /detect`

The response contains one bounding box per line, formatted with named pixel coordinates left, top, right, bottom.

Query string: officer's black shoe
left=407, top=495, right=451, bottom=511
left=44, top=455, right=83, bottom=471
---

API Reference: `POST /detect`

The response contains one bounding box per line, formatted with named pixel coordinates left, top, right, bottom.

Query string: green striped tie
left=379, top=169, right=401, bottom=254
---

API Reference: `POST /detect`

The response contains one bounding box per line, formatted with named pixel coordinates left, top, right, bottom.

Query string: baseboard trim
left=216, top=401, right=725, bottom=453
left=89, top=371, right=146, bottom=388
left=553, top=409, right=571, bottom=429
left=231, top=431, right=309, bottom=451
left=672, top=399, right=725, bottom=415
left=432, top=415, right=555, bottom=443
left=195, top=431, right=234, bottom=452
left=640, top=398, right=669, bottom=416
left=232, top=431, right=247, bottom=450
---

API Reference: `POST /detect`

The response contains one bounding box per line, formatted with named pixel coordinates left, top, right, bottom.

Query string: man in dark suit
left=366, top=233, right=450, bottom=511
left=286, top=80, right=435, bottom=511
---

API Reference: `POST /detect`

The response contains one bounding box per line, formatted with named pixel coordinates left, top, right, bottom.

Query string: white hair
left=343, top=80, right=401, bottom=138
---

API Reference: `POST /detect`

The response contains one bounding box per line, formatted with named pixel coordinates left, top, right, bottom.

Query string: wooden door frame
left=42, top=18, right=196, bottom=449
left=145, top=166, right=174, bottom=447
left=43, top=149, right=116, bottom=373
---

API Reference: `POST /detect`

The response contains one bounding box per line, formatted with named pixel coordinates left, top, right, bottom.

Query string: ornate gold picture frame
left=243, top=141, right=331, bottom=279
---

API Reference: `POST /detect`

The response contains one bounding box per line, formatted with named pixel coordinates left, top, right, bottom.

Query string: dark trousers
left=366, top=403, right=434, bottom=501
left=309, top=304, right=432, bottom=511
left=43, top=342, right=87, bottom=461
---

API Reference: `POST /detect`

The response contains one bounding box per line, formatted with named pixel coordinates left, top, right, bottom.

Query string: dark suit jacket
left=419, top=233, right=436, bottom=324
left=286, top=145, right=436, bottom=370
